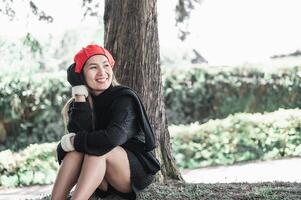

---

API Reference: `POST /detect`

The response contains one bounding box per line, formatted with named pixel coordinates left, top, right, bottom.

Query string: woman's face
left=83, top=54, right=113, bottom=95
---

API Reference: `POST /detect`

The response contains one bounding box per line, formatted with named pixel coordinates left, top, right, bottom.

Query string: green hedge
left=1, top=66, right=301, bottom=150
left=164, top=66, right=301, bottom=124
left=0, top=71, right=70, bottom=151
left=0, top=143, right=58, bottom=187
left=170, top=109, right=301, bottom=169
left=1, top=109, right=301, bottom=187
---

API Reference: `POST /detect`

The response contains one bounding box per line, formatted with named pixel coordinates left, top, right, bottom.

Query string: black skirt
left=94, top=148, right=155, bottom=200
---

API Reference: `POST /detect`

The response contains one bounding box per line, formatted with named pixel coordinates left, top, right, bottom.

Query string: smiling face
left=83, top=54, right=113, bottom=96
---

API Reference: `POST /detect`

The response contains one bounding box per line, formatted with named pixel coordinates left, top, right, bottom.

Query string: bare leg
left=104, top=146, right=132, bottom=193
left=71, top=154, right=106, bottom=200
left=71, top=146, right=131, bottom=200
left=97, top=178, right=108, bottom=191
left=51, top=151, right=84, bottom=200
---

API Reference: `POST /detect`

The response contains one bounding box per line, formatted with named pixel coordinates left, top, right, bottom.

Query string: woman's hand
left=67, top=63, right=89, bottom=98
left=74, top=94, right=86, bottom=102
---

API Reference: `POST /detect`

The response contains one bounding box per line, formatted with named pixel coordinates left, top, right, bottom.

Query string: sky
left=191, top=0, right=301, bottom=65
left=1, top=0, right=301, bottom=66
left=158, top=0, right=301, bottom=65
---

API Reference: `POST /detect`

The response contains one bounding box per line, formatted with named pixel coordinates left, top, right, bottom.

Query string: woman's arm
left=72, top=95, right=139, bottom=156
left=67, top=97, right=93, bottom=132
left=57, top=95, right=92, bottom=164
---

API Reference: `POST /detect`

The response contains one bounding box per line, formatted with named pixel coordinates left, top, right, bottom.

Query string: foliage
left=1, top=65, right=301, bottom=151
left=1, top=109, right=301, bottom=188
left=0, top=25, right=103, bottom=74
left=170, top=109, right=301, bottom=169
left=175, top=0, right=203, bottom=41
left=0, top=143, right=58, bottom=188
left=0, top=71, right=70, bottom=151
left=23, top=33, right=43, bottom=56
left=163, top=66, right=301, bottom=125
left=0, top=0, right=53, bottom=22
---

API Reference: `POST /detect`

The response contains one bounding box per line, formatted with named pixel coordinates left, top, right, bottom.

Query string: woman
left=51, top=44, right=161, bottom=200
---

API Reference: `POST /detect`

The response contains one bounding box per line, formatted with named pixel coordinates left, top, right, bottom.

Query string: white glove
left=61, top=133, right=76, bottom=152
left=72, top=85, right=89, bottom=98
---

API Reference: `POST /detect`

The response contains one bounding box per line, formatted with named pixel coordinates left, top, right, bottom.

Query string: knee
left=70, top=150, right=84, bottom=156
left=105, top=146, right=124, bottom=165
left=64, top=151, right=84, bottom=161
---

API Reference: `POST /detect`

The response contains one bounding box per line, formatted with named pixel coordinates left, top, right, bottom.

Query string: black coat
left=56, top=84, right=160, bottom=175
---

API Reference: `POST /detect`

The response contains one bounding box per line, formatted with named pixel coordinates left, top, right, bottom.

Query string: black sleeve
left=56, top=100, right=92, bottom=165
left=73, top=96, right=139, bottom=156
left=67, top=101, right=93, bottom=132
left=56, top=142, right=67, bottom=165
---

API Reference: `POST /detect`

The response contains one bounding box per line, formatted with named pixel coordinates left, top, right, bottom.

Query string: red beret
left=74, top=44, right=115, bottom=73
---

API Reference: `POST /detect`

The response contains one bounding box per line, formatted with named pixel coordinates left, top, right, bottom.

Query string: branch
left=175, top=0, right=203, bottom=41
left=0, top=0, right=53, bottom=23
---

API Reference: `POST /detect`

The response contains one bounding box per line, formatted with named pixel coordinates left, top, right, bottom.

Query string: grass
left=36, top=180, right=301, bottom=200
left=147, top=181, right=301, bottom=200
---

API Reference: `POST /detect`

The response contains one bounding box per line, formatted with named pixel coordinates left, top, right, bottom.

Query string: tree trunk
left=104, top=0, right=183, bottom=181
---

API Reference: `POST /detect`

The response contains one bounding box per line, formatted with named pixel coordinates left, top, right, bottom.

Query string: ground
left=34, top=181, right=301, bottom=200
left=144, top=181, right=301, bottom=200
left=1, top=157, right=301, bottom=200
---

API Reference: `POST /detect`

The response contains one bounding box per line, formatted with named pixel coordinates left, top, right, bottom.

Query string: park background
left=0, top=0, right=301, bottom=199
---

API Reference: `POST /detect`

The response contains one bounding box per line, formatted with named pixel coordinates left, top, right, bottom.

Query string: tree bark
left=104, top=0, right=183, bottom=181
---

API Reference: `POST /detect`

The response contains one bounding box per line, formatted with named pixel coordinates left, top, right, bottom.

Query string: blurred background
left=0, top=0, right=301, bottom=190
